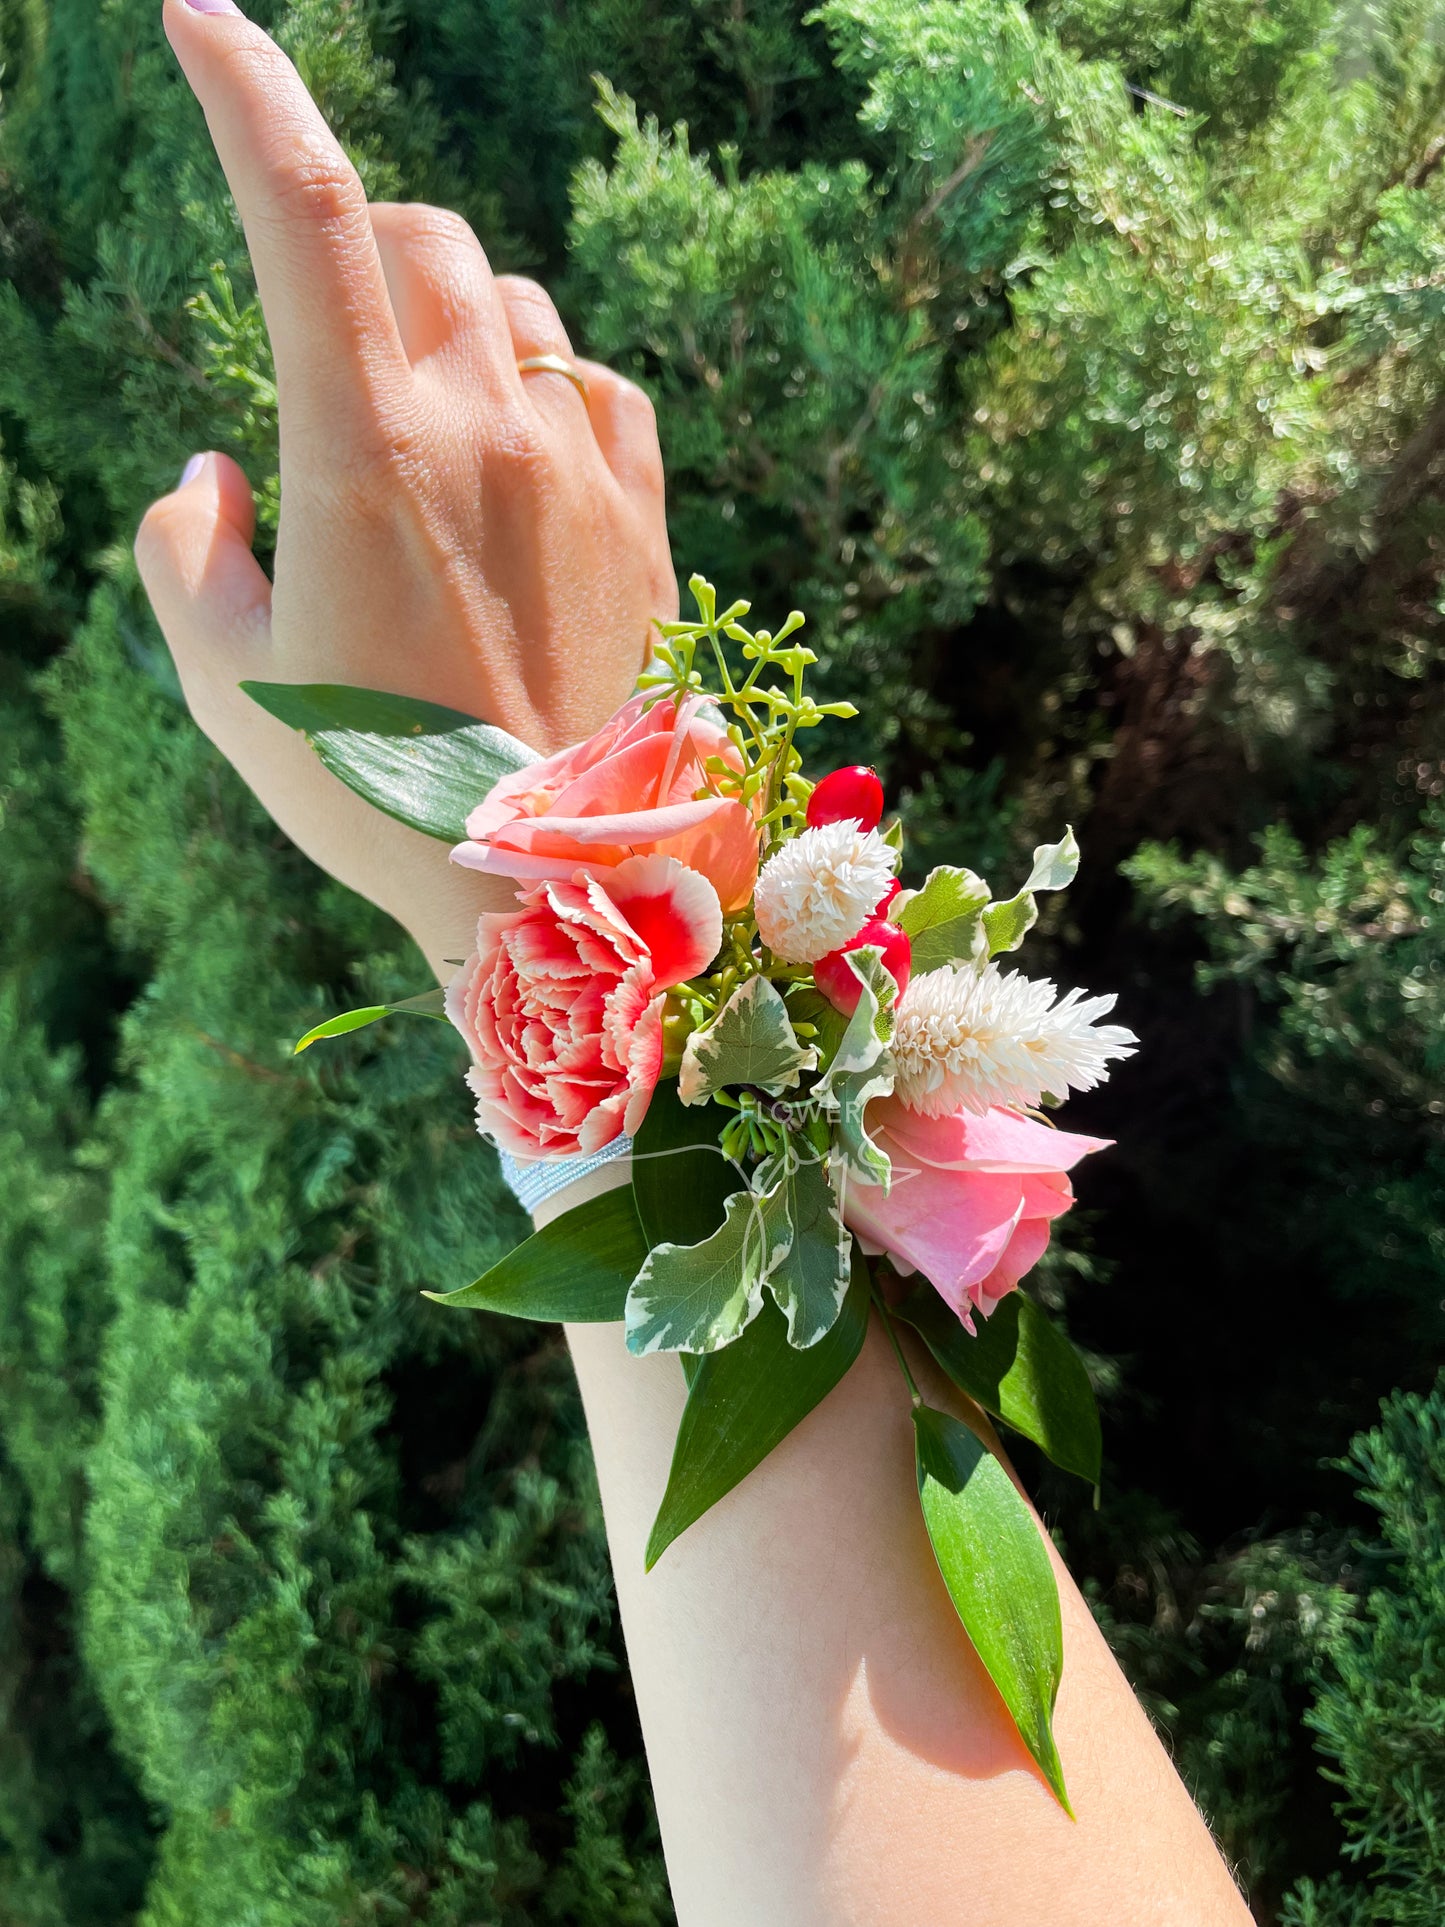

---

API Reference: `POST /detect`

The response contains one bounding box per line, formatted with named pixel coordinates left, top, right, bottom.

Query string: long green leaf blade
left=913, top=1404, right=1071, bottom=1813
left=424, top=1185, right=645, bottom=1322
left=293, top=986, right=448, bottom=1053
left=242, top=681, right=536, bottom=842
left=646, top=1248, right=870, bottom=1568
left=896, top=1287, right=1101, bottom=1485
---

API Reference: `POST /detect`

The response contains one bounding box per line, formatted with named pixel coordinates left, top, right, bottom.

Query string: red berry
left=806, top=765, right=885, bottom=832
left=873, top=876, right=903, bottom=918
left=815, top=918, right=912, bottom=1017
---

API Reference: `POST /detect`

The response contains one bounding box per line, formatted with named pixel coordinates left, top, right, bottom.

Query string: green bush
left=1, top=0, right=1441, bottom=1916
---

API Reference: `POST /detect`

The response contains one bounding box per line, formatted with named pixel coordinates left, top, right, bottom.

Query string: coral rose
left=842, top=1097, right=1109, bottom=1331
left=446, top=853, right=722, bottom=1159
left=451, top=692, right=758, bottom=912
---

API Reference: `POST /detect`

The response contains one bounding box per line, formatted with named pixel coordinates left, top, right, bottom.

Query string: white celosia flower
left=753, top=821, right=896, bottom=963
left=894, top=962, right=1138, bottom=1118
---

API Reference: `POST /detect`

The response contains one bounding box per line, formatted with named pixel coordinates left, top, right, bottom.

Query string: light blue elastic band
left=498, top=1137, right=633, bottom=1215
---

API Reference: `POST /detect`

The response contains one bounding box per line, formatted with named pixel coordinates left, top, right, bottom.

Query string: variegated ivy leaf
left=896, top=865, right=991, bottom=973
left=1023, top=826, right=1081, bottom=893
left=678, top=975, right=818, bottom=1107
left=754, top=1147, right=853, bottom=1349
left=814, top=947, right=897, bottom=1101
left=832, top=1053, right=895, bottom=1189
left=982, top=827, right=1081, bottom=957
left=815, top=947, right=898, bottom=1190
left=624, top=1188, right=785, bottom=1355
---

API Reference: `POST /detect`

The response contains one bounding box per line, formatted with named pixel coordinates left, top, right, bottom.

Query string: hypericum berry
left=806, top=765, right=885, bottom=833
left=873, top=876, right=903, bottom=918
left=815, top=918, right=912, bottom=1018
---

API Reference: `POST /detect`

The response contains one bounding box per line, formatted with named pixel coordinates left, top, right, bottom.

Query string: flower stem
left=872, top=1289, right=923, bottom=1408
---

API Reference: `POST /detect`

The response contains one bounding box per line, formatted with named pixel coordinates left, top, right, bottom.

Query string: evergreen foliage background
left=0, top=0, right=1441, bottom=1918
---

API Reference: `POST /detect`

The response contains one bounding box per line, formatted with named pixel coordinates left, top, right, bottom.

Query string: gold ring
left=517, top=353, right=589, bottom=399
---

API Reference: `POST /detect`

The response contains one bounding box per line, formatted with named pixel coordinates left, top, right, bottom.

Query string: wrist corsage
left=247, top=578, right=1136, bottom=1811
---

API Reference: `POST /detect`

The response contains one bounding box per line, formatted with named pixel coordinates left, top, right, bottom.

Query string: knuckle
left=267, top=148, right=366, bottom=231
left=406, top=202, right=483, bottom=253
left=496, top=274, right=566, bottom=339
left=612, top=372, right=657, bottom=426
left=480, top=402, right=552, bottom=484
left=320, top=402, right=433, bottom=520
left=620, top=392, right=665, bottom=484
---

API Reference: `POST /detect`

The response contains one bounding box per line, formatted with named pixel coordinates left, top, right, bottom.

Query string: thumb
left=134, top=451, right=273, bottom=750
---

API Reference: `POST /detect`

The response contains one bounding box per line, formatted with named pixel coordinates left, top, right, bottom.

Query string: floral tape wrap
left=498, top=1138, right=633, bottom=1217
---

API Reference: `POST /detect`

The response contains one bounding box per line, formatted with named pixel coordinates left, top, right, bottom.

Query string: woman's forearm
left=565, top=1278, right=1250, bottom=1926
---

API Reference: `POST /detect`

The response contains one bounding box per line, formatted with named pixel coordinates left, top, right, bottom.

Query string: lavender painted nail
left=179, top=453, right=208, bottom=487
left=183, top=0, right=243, bottom=14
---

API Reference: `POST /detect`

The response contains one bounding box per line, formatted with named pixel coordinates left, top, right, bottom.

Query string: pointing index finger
left=164, top=0, right=409, bottom=448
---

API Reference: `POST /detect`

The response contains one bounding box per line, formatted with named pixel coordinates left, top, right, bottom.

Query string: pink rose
left=446, top=853, right=722, bottom=1159
left=451, top=692, right=759, bottom=913
left=843, top=1097, right=1110, bottom=1331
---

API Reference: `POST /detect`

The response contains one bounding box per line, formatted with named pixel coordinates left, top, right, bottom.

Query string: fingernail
left=183, top=0, right=243, bottom=14
left=179, top=452, right=208, bottom=487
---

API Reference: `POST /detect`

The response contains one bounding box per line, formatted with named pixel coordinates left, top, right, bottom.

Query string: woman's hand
left=135, top=0, right=676, bottom=975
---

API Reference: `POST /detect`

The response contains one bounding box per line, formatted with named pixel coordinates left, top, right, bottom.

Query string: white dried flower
left=894, top=962, right=1138, bottom=1118
left=753, top=821, right=896, bottom=963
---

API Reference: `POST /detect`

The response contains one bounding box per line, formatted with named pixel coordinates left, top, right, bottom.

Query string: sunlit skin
left=136, top=2, right=1256, bottom=1918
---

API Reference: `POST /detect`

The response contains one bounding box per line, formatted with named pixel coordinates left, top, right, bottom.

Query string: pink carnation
left=451, top=692, right=759, bottom=914
left=842, top=1097, right=1109, bottom=1330
left=446, top=853, right=721, bottom=1159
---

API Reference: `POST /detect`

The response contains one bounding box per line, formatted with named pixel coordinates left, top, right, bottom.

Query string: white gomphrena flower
left=753, top=821, right=896, bottom=963
left=894, top=962, right=1138, bottom=1118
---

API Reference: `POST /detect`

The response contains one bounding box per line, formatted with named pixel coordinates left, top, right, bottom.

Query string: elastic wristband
left=498, top=1137, right=633, bottom=1216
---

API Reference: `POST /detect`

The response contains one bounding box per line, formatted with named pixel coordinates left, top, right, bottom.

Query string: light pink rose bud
left=844, top=1098, right=1110, bottom=1331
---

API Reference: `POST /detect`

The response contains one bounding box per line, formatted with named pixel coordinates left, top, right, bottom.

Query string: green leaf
left=632, top=1077, right=742, bottom=1250
left=831, top=1052, right=895, bottom=1187
left=896, top=865, right=991, bottom=972
left=981, top=891, right=1038, bottom=956
left=755, top=1148, right=852, bottom=1348
left=646, top=1247, right=870, bottom=1567
left=784, top=984, right=848, bottom=1064
left=678, top=976, right=818, bottom=1106
left=1022, top=827, right=1080, bottom=894
left=816, top=949, right=897, bottom=1186
left=424, top=1185, right=646, bottom=1322
left=814, top=947, right=896, bottom=1099
left=242, top=681, right=537, bottom=842
left=982, top=827, right=1080, bottom=957
left=896, top=1287, right=1102, bottom=1485
left=293, top=986, right=448, bottom=1054
left=625, top=1186, right=784, bottom=1355
left=913, top=1405, right=1071, bottom=1813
